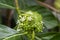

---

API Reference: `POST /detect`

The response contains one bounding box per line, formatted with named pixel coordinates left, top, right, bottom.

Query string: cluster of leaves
left=0, top=0, right=60, bottom=40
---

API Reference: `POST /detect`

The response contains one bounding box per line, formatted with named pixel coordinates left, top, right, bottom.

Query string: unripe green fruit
left=54, top=0, right=60, bottom=10
left=16, top=11, right=43, bottom=33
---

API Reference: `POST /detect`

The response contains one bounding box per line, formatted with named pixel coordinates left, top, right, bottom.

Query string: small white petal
left=20, top=17, right=25, bottom=22
left=28, top=16, right=32, bottom=21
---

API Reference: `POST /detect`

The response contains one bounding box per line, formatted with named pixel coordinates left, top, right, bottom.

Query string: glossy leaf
left=0, top=0, right=15, bottom=9
left=50, top=33, right=60, bottom=40
left=0, top=24, right=17, bottom=39
left=3, top=33, right=28, bottom=40
left=40, top=8, right=58, bottom=29
left=0, top=14, right=2, bottom=24
left=36, top=32, right=57, bottom=40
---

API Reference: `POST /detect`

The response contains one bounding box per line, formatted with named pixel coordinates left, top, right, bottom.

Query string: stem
left=15, top=0, right=21, bottom=30
left=35, top=0, right=60, bottom=13
left=15, top=0, right=21, bottom=15
left=31, top=31, right=35, bottom=40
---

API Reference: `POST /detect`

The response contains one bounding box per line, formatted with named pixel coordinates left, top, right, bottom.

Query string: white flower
left=20, top=17, right=25, bottom=22
left=28, top=16, right=32, bottom=21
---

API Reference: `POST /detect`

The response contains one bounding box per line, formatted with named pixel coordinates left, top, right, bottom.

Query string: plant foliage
left=0, top=0, right=60, bottom=40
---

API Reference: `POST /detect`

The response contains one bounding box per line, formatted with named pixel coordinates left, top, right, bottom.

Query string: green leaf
left=3, top=34, right=22, bottom=40
left=0, top=24, right=17, bottom=39
left=0, top=14, right=2, bottom=24
left=18, top=0, right=38, bottom=10
left=3, top=33, right=28, bottom=40
left=0, top=0, right=38, bottom=9
left=50, top=33, right=60, bottom=40
left=40, top=8, right=58, bottom=29
left=36, top=32, right=57, bottom=40
left=0, top=0, right=15, bottom=9
left=35, top=36, right=42, bottom=40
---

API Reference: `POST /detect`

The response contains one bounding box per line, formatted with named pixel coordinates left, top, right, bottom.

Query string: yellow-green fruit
left=54, top=0, right=60, bottom=10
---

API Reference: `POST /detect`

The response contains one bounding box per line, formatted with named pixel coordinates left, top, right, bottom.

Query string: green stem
left=31, top=31, right=35, bottom=40
left=15, top=0, right=21, bottom=15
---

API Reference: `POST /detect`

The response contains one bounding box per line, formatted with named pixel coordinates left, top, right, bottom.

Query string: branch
left=35, top=0, right=60, bottom=13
